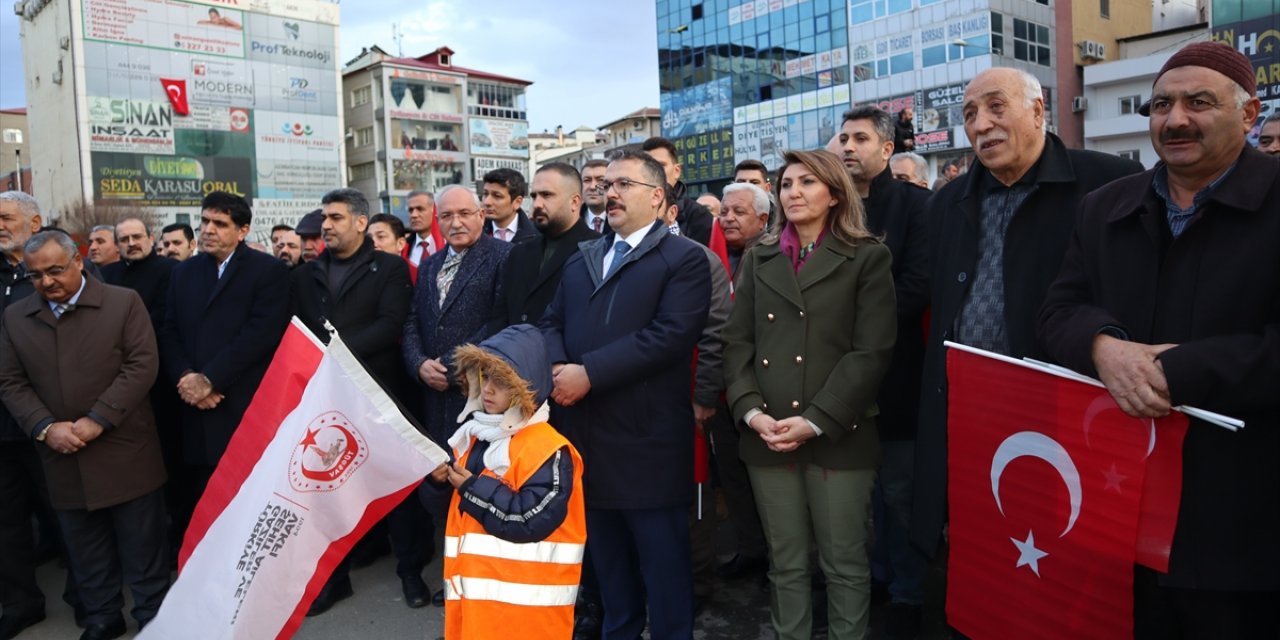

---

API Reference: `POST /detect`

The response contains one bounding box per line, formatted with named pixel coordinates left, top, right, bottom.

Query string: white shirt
left=217, top=252, right=233, bottom=279
left=586, top=210, right=608, bottom=234
left=408, top=233, right=436, bottom=266
left=48, top=276, right=87, bottom=315
left=601, top=224, right=653, bottom=276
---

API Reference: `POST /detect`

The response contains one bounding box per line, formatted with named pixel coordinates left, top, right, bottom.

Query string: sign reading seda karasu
left=93, top=153, right=253, bottom=207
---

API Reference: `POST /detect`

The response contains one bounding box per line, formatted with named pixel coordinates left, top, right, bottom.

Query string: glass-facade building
left=657, top=0, right=1058, bottom=189
left=657, top=0, right=852, bottom=192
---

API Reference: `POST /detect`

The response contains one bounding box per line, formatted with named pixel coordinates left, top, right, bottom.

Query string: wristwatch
left=35, top=423, right=53, bottom=442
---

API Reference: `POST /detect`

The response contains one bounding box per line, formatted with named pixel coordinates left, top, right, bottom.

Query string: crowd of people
left=0, top=40, right=1277, bottom=640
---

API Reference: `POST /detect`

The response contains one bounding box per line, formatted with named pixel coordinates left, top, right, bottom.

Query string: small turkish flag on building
left=945, top=345, right=1188, bottom=640
left=160, top=78, right=190, bottom=116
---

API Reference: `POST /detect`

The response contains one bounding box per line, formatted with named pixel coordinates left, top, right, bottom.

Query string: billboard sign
left=88, top=97, right=176, bottom=154
left=83, top=0, right=247, bottom=58
left=661, top=76, right=733, bottom=138
left=468, top=118, right=530, bottom=158
left=93, top=152, right=253, bottom=206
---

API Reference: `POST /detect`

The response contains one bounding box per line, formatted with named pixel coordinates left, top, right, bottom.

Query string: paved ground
left=18, top=510, right=951, bottom=639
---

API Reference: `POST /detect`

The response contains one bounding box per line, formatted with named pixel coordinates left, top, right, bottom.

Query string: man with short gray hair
left=87, top=225, right=120, bottom=267
left=890, top=152, right=930, bottom=189
left=0, top=190, right=53, bottom=639
left=911, top=68, right=1144, bottom=571
left=0, top=230, right=169, bottom=640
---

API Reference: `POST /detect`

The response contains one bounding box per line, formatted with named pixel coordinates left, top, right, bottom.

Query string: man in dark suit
left=290, top=188, right=428, bottom=615
left=0, top=191, right=54, bottom=640
left=158, top=192, right=290, bottom=539
left=910, top=69, right=1143, bottom=563
left=542, top=151, right=711, bottom=639
left=0, top=230, right=169, bottom=640
left=641, top=137, right=712, bottom=246
left=402, top=184, right=512, bottom=447
left=102, top=218, right=177, bottom=336
left=835, top=105, right=932, bottom=635
left=579, top=159, right=610, bottom=234
left=481, top=168, right=539, bottom=244
left=497, top=162, right=599, bottom=328
left=1040, top=42, right=1279, bottom=636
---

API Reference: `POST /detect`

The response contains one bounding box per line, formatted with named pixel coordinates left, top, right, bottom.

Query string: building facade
left=15, top=0, right=343, bottom=240
left=0, top=108, right=31, bottom=193
left=341, top=46, right=531, bottom=219
left=1209, top=0, right=1279, bottom=146
left=1081, top=24, right=1210, bottom=168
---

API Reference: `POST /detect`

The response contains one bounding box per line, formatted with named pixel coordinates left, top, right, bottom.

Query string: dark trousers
left=706, top=404, right=767, bottom=559
left=57, top=488, right=170, bottom=626
left=0, top=440, right=46, bottom=614
left=587, top=506, right=693, bottom=640
left=387, top=491, right=433, bottom=578
left=1134, top=566, right=1280, bottom=639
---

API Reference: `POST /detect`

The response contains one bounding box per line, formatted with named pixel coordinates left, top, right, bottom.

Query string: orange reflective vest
left=444, top=422, right=586, bottom=640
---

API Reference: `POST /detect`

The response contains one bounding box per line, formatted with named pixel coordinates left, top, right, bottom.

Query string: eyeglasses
left=25, top=259, right=75, bottom=282
left=599, top=178, right=660, bottom=194
left=437, top=209, right=481, bottom=224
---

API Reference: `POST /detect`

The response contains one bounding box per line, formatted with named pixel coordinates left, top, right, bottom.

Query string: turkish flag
left=945, top=346, right=1186, bottom=640
left=160, top=78, right=190, bottom=116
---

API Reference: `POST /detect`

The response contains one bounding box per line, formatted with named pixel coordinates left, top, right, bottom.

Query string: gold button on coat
left=762, top=359, right=770, bottom=367
left=791, top=400, right=800, bottom=409
left=767, top=313, right=775, bottom=322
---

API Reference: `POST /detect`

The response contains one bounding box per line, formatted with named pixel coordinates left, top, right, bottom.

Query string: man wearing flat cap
left=1040, top=41, right=1280, bottom=636
left=296, top=209, right=325, bottom=263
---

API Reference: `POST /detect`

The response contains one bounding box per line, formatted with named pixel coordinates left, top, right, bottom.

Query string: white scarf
left=447, top=402, right=551, bottom=476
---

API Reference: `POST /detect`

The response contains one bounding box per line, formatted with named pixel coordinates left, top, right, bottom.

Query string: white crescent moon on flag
left=1081, top=395, right=1157, bottom=459
left=991, top=431, right=1082, bottom=537
left=166, top=84, right=182, bottom=100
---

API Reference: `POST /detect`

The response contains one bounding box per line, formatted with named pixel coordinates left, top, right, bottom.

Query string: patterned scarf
left=436, top=249, right=467, bottom=306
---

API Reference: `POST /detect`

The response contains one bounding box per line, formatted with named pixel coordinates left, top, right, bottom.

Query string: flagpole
left=943, top=341, right=1243, bottom=431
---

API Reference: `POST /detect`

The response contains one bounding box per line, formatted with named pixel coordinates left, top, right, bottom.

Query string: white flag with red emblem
left=140, top=319, right=448, bottom=640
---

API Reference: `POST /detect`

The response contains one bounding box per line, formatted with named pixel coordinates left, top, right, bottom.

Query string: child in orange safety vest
left=426, top=323, right=586, bottom=640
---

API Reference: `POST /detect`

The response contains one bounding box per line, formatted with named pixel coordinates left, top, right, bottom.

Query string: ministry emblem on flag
left=288, top=411, right=368, bottom=492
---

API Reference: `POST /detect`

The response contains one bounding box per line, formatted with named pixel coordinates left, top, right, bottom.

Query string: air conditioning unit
left=1071, top=96, right=1088, bottom=113
left=1080, top=40, right=1106, bottom=61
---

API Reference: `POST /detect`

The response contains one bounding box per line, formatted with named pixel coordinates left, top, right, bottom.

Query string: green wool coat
left=723, top=234, right=896, bottom=469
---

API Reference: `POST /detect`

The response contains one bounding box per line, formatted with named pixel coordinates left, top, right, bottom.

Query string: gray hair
left=436, top=184, right=481, bottom=209
left=0, top=191, right=40, bottom=220
left=721, top=182, right=771, bottom=217
left=891, top=152, right=929, bottom=183
left=1014, top=70, right=1048, bottom=132
left=1235, top=84, right=1256, bottom=110
left=90, top=224, right=116, bottom=236
left=407, top=189, right=434, bottom=201
left=24, top=229, right=79, bottom=259
left=842, top=106, right=895, bottom=144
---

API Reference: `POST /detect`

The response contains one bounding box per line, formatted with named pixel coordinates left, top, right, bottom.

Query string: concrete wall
left=19, top=0, right=87, bottom=221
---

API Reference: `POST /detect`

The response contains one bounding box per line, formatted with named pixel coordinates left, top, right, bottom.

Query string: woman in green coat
left=723, top=149, right=897, bottom=639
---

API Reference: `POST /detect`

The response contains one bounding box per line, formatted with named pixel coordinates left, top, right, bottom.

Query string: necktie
left=592, top=217, right=603, bottom=234
left=53, top=303, right=68, bottom=318
left=498, top=228, right=511, bottom=242
left=437, top=251, right=465, bottom=306
left=606, top=241, right=630, bottom=278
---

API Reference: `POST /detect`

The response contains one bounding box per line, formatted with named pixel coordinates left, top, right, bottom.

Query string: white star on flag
left=1102, top=462, right=1127, bottom=494
left=1011, top=530, right=1049, bottom=577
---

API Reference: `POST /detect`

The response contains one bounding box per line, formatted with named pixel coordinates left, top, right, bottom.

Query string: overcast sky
left=0, top=0, right=660, bottom=133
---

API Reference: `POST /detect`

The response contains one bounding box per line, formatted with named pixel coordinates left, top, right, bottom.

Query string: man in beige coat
left=0, top=231, right=169, bottom=640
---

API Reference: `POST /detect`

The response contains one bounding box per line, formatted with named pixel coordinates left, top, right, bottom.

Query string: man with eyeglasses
left=542, top=150, right=712, bottom=639
left=403, top=184, right=512, bottom=450
left=0, top=229, right=170, bottom=640
left=0, top=191, right=56, bottom=639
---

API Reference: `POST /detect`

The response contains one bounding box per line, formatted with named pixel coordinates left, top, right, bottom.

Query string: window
left=350, top=85, right=371, bottom=107
left=1100, top=0, right=1110, bottom=18
left=1117, top=150, right=1140, bottom=162
left=1012, top=18, right=1051, bottom=66
left=692, top=3, right=703, bottom=20
left=991, top=13, right=1005, bottom=55
left=850, top=0, right=911, bottom=23
left=1119, top=95, right=1142, bottom=115
left=349, top=162, right=376, bottom=182
left=355, top=126, right=374, bottom=147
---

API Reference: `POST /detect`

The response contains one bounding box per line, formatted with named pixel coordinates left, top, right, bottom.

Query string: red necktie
left=592, top=217, right=603, bottom=233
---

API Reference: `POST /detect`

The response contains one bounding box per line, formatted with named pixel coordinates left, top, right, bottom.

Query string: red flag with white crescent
left=945, top=346, right=1186, bottom=640
left=160, top=78, right=190, bottom=116
left=142, top=319, right=449, bottom=640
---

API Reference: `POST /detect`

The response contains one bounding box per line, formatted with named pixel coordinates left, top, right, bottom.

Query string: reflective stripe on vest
left=444, top=532, right=585, bottom=565
left=444, top=575, right=579, bottom=607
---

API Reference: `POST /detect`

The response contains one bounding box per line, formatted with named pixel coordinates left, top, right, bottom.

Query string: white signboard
left=84, top=0, right=247, bottom=58
left=87, top=97, right=176, bottom=154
